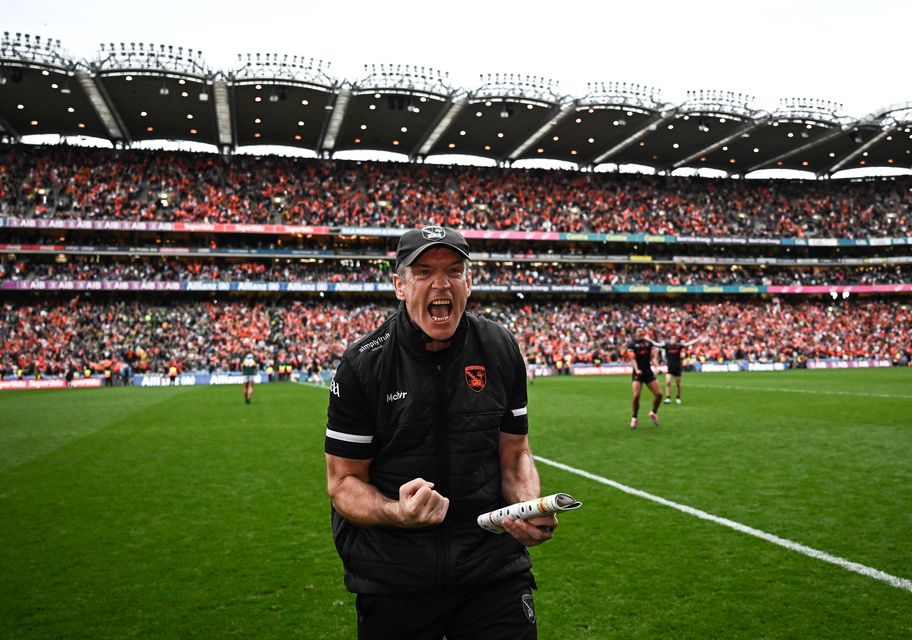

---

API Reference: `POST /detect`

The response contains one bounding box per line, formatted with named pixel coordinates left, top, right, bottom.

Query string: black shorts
left=632, top=369, right=656, bottom=384
left=667, top=365, right=682, bottom=377
left=355, top=572, right=537, bottom=640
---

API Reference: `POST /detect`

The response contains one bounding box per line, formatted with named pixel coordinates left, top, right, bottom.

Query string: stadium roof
left=2, top=32, right=911, bottom=176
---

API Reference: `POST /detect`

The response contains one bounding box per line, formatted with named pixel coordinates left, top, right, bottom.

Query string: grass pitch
left=1, top=368, right=910, bottom=639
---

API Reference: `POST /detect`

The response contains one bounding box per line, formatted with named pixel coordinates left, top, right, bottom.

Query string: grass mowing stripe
left=534, top=454, right=912, bottom=594
left=0, top=386, right=197, bottom=472
left=1, top=383, right=354, bottom=640
left=685, top=382, right=911, bottom=400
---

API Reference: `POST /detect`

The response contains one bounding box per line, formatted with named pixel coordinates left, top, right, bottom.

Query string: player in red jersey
left=627, top=326, right=662, bottom=429
left=655, top=334, right=706, bottom=405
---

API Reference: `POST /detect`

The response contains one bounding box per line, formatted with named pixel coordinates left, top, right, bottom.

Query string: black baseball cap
left=395, top=226, right=470, bottom=270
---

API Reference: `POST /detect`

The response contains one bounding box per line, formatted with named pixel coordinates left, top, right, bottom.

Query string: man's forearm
left=329, top=472, right=402, bottom=527
left=500, top=436, right=541, bottom=503
left=326, top=455, right=449, bottom=528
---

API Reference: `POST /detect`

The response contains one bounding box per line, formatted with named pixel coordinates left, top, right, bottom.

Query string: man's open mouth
left=428, top=298, right=452, bottom=323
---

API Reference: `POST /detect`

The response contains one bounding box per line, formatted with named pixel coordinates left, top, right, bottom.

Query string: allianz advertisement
left=134, top=372, right=269, bottom=387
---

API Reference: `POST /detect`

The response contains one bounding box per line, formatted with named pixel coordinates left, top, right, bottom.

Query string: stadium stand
left=2, top=145, right=911, bottom=237
left=2, top=297, right=910, bottom=380
left=2, top=254, right=910, bottom=287
left=1, top=144, right=911, bottom=382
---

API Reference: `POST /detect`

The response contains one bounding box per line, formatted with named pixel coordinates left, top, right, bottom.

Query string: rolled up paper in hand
left=477, top=493, right=582, bottom=534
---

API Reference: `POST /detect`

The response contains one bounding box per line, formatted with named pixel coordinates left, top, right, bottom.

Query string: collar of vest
left=394, top=302, right=468, bottom=363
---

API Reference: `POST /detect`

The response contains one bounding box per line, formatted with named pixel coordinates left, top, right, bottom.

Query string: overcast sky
left=8, top=0, right=912, bottom=117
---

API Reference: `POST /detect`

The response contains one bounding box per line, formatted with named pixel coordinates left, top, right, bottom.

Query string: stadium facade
left=1, top=32, right=911, bottom=385
left=1, top=31, right=911, bottom=175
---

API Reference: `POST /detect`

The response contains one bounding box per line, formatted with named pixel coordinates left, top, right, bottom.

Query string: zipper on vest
left=433, top=361, right=450, bottom=591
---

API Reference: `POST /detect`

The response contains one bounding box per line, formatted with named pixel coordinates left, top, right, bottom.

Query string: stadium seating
left=2, top=255, right=909, bottom=287
left=1, top=144, right=910, bottom=379
left=2, top=298, right=910, bottom=379
left=2, top=144, right=910, bottom=237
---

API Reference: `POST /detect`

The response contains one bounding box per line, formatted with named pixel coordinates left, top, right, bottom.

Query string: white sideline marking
left=534, top=455, right=912, bottom=593
left=686, top=383, right=910, bottom=400
left=296, top=381, right=329, bottom=390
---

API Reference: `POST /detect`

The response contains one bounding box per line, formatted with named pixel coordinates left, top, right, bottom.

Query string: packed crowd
left=3, top=145, right=910, bottom=380
left=471, top=262, right=911, bottom=287
left=0, top=298, right=388, bottom=379
left=2, top=297, right=909, bottom=378
left=2, top=144, right=910, bottom=238
left=0, top=256, right=392, bottom=284
left=2, top=255, right=908, bottom=287
left=497, top=299, right=912, bottom=367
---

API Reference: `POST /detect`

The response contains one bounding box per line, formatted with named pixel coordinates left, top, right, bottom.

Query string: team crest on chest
left=465, top=365, right=486, bottom=392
